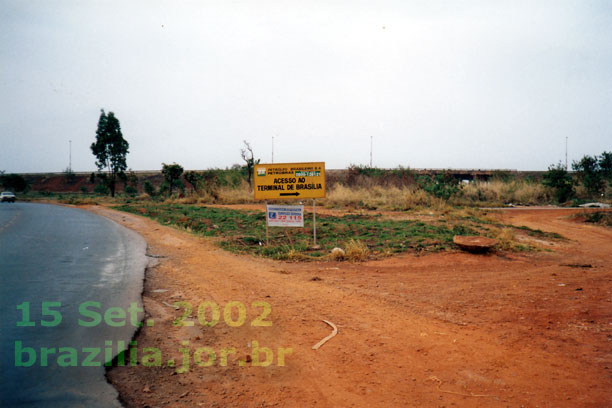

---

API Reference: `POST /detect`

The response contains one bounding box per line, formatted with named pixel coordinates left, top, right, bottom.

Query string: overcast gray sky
left=1, top=0, right=611, bottom=173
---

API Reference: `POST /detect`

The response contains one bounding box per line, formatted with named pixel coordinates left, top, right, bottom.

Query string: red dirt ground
left=86, top=206, right=611, bottom=407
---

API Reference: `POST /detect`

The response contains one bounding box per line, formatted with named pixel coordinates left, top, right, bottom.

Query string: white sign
left=267, top=205, right=304, bottom=227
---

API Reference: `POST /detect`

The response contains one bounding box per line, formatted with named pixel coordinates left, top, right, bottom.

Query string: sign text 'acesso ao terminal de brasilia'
left=253, top=162, right=325, bottom=200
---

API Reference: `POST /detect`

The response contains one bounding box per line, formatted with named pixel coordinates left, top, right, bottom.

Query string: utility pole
left=69, top=140, right=72, bottom=172
left=370, top=136, right=373, bottom=167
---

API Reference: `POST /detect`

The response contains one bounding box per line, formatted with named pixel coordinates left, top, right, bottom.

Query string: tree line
left=1, top=109, right=609, bottom=205
left=543, top=152, right=612, bottom=203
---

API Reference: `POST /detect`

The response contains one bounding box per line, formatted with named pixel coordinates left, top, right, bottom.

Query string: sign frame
left=253, top=162, right=325, bottom=200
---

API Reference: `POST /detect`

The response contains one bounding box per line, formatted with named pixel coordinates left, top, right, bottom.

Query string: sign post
left=265, top=200, right=269, bottom=246
left=313, top=199, right=317, bottom=247
left=254, top=162, right=325, bottom=247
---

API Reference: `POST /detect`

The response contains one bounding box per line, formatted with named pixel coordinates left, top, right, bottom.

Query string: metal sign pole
left=265, top=200, right=269, bottom=246
left=313, top=199, right=317, bottom=247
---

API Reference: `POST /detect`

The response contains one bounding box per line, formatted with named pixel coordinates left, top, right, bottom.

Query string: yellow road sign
left=254, top=162, right=325, bottom=200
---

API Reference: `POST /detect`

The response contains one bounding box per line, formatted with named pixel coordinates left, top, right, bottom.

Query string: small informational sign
left=267, top=205, right=304, bottom=227
left=254, top=162, right=325, bottom=200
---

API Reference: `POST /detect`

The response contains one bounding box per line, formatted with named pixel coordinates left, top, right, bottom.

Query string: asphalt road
left=0, top=202, right=147, bottom=407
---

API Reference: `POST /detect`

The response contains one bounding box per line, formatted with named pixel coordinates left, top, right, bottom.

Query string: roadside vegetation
left=572, top=210, right=612, bottom=228
left=112, top=202, right=562, bottom=260
left=7, top=128, right=610, bottom=261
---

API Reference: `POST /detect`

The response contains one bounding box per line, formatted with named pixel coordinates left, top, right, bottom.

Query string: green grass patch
left=113, top=203, right=491, bottom=260
left=113, top=203, right=564, bottom=260
left=513, top=225, right=566, bottom=239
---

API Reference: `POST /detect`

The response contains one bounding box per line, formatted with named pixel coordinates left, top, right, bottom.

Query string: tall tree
left=161, top=162, right=184, bottom=195
left=90, top=110, right=129, bottom=197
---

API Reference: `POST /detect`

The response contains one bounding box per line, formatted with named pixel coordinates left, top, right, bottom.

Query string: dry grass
left=495, top=227, right=518, bottom=251
left=215, top=184, right=252, bottom=204
left=323, top=184, right=450, bottom=211
left=134, top=193, right=152, bottom=201
left=286, top=248, right=308, bottom=261
left=449, top=207, right=500, bottom=224
left=344, top=239, right=370, bottom=261
left=59, top=196, right=100, bottom=205
left=459, top=180, right=550, bottom=206
left=163, top=182, right=253, bottom=205
left=150, top=178, right=555, bottom=210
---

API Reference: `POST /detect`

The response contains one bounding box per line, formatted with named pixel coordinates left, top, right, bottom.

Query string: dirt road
left=90, top=206, right=611, bottom=407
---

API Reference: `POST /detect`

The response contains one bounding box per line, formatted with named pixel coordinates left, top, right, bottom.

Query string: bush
left=93, top=183, right=110, bottom=195
left=80, top=186, right=89, bottom=194
left=572, top=155, right=604, bottom=197
left=542, top=162, right=574, bottom=203
left=124, top=185, right=138, bottom=196
left=418, top=172, right=461, bottom=200
left=144, top=180, right=157, bottom=197
left=582, top=211, right=612, bottom=227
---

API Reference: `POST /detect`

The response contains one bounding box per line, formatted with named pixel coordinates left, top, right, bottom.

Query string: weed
left=344, top=239, right=370, bottom=261
left=574, top=211, right=612, bottom=227
left=114, top=203, right=494, bottom=260
left=496, top=228, right=517, bottom=251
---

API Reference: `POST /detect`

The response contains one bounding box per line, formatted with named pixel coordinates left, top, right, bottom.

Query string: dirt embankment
left=22, top=172, right=164, bottom=193
left=86, top=206, right=611, bottom=407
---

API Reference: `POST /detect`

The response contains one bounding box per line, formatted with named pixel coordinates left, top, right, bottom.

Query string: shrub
left=124, top=185, right=138, bottom=196
left=143, top=180, right=157, bottom=197
left=93, top=183, right=110, bottom=195
left=418, top=172, right=461, bottom=200
left=496, top=227, right=517, bottom=251
left=582, top=211, right=612, bottom=227
left=572, top=155, right=604, bottom=197
left=542, top=162, right=574, bottom=203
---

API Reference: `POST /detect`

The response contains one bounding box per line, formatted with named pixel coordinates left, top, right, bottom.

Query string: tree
left=90, top=110, right=129, bottom=197
left=240, top=141, right=260, bottom=188
left=0, top=173, right=29, bottom=192
left=184, top=171, right=202, bottom=193
left=542, top=162, right=574, bottom=203
left=572, top=155, right=604, bottom=197
left=599, top=151, right=612, bottom=186
left=161, top=162, right=184, bottom=196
